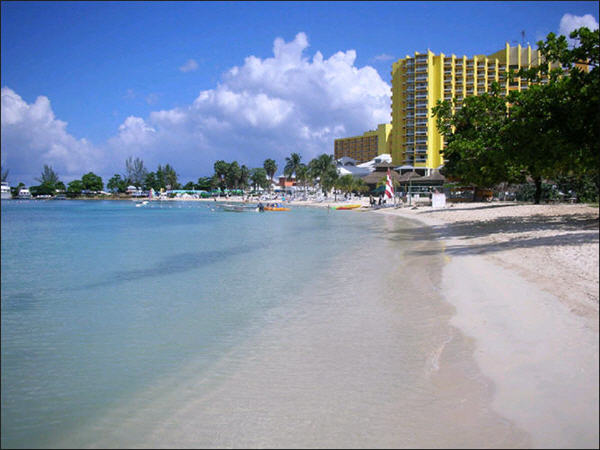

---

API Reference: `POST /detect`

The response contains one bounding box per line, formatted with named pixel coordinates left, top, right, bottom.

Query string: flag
left=385, top=168, right=394, bottom=200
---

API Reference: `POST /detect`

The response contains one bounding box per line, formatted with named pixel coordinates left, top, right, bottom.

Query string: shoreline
left=376, top=203, right=599, bottom=448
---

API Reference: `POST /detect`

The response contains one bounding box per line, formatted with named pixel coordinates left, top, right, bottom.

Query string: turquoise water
left=0, top=200, right=390, bottom=447
left=1, top=200, right=529, bottom=448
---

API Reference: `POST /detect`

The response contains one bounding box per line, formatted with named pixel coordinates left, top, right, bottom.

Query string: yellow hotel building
left=334, top=123, right=392, bottom=163
left=390, top=43, right=553, bottom=173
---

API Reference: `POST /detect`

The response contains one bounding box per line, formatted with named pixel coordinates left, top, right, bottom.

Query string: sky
left=1, top=1, right=598, bottom=186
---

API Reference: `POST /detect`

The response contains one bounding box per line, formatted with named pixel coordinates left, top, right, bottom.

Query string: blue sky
left=1, top=1, right=598, bottom=186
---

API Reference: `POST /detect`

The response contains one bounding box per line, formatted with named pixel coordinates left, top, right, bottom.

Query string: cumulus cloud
left=109, top=32, right=391, bottom=179
left=179, top=59, right=199, bottom=73
left=1, top=87, right=103, bottom=184
left=2, top=32, right=391, bottom=184
left=559, top=13, right=599, bottom=46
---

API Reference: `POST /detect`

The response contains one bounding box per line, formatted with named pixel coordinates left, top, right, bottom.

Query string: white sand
left=377, top=202, right=599, bottom=448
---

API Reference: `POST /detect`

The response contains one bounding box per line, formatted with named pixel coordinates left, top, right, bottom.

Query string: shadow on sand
left=387, top=206, right=599, bottom=258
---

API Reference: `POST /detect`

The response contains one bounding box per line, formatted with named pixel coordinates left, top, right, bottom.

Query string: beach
left=2, top=199, right=598, bottom=448
left=374, top=202, right=599, bottom=448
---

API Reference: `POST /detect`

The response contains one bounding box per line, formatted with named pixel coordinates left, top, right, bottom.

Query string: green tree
left=250, top=167, right=269, bottom=191
left=284, top=153, right=302, bottom=180
left=143, top=172, right=159, bottom=191
left=263, top=158, right=277, bottom=190
left=81, top=172, right=103, bottom=192
left=107, top=174, right=127, bottom=193
left=295, top=163, right=309, bottom=193
left=35, top=164, right=60, bottom=185
left=308, top=154, right=338, bottom=195
left=213, top=160, right=229, bottom=190
left=226, top=161, right=241, bottom=189
left=67, top=179, right=84, bottom=198
left=125, top=156, right=147, bottom=187
left=239, top=165, right=250, bottom=189
left=182, top=181, right=195, bottom=190
left=196, top=176, right=213, bottom=191
left=512, top=26, right=600, bottom=202
left=432, top=83, right=521, bottom=190
left=335, top=174, right=356, bottom=197
left=163, top=164, right=179, bottom=189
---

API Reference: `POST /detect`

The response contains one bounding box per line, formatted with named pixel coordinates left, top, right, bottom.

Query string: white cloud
left=109, top=32, right=391, bottom=179
left=559, top=13, right=599, bottom=46
left=1, top=87, right=102, bottom=184
left=179, top=59, right=199, bottom=73
left=2, top=32, right=391, bottom=184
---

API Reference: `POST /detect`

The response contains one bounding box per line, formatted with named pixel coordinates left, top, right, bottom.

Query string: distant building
left=334, top=123, right=392, bottom=163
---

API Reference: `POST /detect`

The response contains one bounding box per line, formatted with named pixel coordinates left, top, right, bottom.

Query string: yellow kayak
left=332, top=204, right=362, bottom=210
left=265, top=206, right=290, bottom=211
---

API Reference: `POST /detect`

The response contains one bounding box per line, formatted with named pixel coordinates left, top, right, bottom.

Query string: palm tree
left=309, top=154, right=338, bottom=196
left=335, top=174, right=355, bottom=197
left=263, top=158, right=277, bottom=191
left=295, top=164, right=309, bottom=195
left=283, top=153, right=302, bottom=180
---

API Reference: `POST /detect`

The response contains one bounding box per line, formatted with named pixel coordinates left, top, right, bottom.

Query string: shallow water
left=1, top=200, right=528, bottom=448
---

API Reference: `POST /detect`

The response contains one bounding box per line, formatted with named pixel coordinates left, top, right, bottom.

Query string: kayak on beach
left=331, top=204, right=362, bottom=210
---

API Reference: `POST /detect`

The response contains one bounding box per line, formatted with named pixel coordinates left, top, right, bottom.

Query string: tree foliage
left=308, top=154, right=338, bottom=195
left=125, top=156, right=147, bottom=187
left=432, top=26, right=599, bottom=204
left=263, top=158, right=277, bottom=188
left=81, top=172, right=103, bottom=191
left=250, top=167, right=269, bottom=191
left=66, top=179, right=84, bottom=198
left=284, top=153, right=302, bottom=180
left=107, top=174, right=127, bottom=193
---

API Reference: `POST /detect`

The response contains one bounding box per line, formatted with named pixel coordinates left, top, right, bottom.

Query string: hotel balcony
left=415, top=75, right=428, bottom=81
left=415, top=66, right=428, bottom=73
left=405, top=115, right=415, bottom=120
left=415, top=94, right=427, bottom=99
left=415, top=130, right=428, bottom=136
left=466, top=89, right=474, bottom=95
left=415, top=139, right=427, bottom=145
left=416, top=147, right=428, bottom=153
left=415, top=112, right=428, bottom=118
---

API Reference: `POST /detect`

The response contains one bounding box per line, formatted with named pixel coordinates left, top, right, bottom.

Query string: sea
left=1, top=199, right=529, bottom=448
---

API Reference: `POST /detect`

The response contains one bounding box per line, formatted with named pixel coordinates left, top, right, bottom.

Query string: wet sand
left=377, top=203, right=599, bottom=448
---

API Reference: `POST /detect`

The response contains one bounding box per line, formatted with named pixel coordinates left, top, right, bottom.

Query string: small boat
left=135, top=200, right=149, bottom=207
left=222, top=203, right=258, bottom=212
left=331, top=204, right=362, bottom=210
left=264, top=204, right=290, bottom=211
